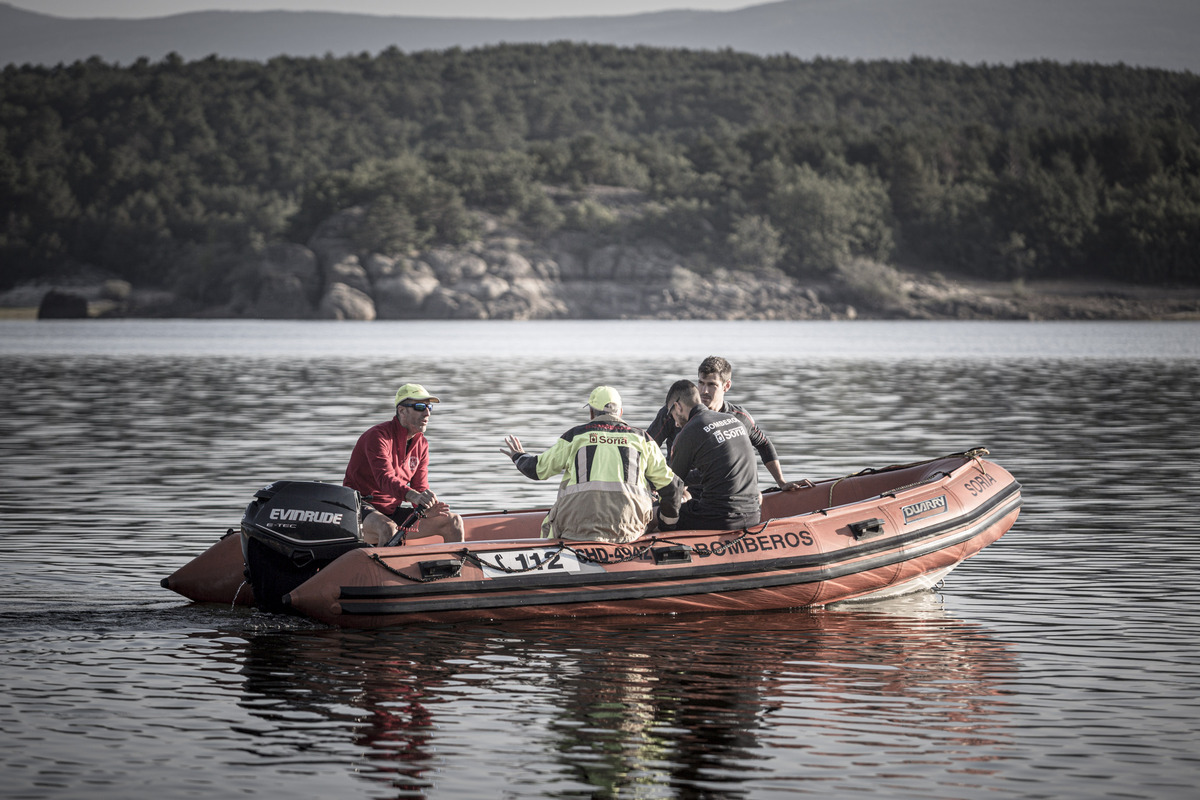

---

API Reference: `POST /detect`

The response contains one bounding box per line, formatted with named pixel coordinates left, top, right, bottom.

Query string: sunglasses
left=400, top=402, right=434, bottom=412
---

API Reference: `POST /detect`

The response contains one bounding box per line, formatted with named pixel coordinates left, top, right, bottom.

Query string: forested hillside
left=3, top=44, right=1199, bottom=307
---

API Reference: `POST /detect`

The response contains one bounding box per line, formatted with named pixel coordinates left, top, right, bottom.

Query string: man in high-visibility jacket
left=500, top=386, right=686, bottom=543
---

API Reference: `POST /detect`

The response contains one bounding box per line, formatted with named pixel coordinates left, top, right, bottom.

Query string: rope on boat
left=706, top=520, right=771, bottom=556
left=826, top=477, right=845, bottom=508
left=367, top=522, right=773, bottom=584
left=455, top=533, right=694, bottom=574
left=963, top=446, right=990, bottom=476
left=824, top=447, right=991, bottom=506
left=366, top=448, right=993, bottom=584
left=369, top=551, right=455, bottom=583
left=459, top=545, right=572, bottom=574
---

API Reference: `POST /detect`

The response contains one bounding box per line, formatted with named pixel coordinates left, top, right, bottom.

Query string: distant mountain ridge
left=2, top=0, right=1197, bottom=72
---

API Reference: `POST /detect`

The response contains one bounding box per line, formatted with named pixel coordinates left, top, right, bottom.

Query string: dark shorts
left=361, top=501, right=420, bottom=530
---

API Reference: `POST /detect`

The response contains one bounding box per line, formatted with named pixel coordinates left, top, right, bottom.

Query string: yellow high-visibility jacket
left=510, top=413, right=684, bottom=543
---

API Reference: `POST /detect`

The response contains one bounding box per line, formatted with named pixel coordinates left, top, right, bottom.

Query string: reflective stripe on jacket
left=512, top=413, right=682, bottom=543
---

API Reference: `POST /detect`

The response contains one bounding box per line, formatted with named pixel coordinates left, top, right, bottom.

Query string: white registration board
left=479, top=547, right=584, bottom=578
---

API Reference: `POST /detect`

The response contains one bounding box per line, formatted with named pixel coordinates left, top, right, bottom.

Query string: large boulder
left=233, top=243, right=320, bottom=318
left=37, top=289, right=88, bottom=319
left=531, top=256, right=563, bottom=281
left=456, top=274, right=511, bottom=303
left=423, top=287, right=487, bottom=320
left=423, top=248, right=488, bottom=285
left=318, top=282, right=376, bottom=320
left=325, top=255, right=371, bottom=295
left=486, top=250, right=535, bottom=281
left=265, top=242, right=320, bottom=287
left=488, top=278, right=569, bottom=320
left=250, top=273, right=314, bottom=319
left=373, top=271, right=442, bottom=319
left=102, top=279, right=132, bottom=303
left=362, top=253, right=400, bottom=281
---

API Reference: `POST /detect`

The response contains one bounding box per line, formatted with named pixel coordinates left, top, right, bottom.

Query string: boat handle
left=651, top=545, right=693, bottom=565
left=419, top=559, right=462, bottom=580
left=849, top=518, right=886, bottom=540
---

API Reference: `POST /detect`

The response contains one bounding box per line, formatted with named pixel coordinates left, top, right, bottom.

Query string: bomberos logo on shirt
left=901, top=494, right=948, bottom=524
left=408, top=455, right=419, bottom=470
left=703, top=416, right=746, bottom=444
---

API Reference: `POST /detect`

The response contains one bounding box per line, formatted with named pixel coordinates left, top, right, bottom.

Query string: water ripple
left=2, top=322, right=1199, bottom=799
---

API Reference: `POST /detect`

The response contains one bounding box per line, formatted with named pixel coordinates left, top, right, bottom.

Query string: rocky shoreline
left=6, top=206, right=1199, bottom=322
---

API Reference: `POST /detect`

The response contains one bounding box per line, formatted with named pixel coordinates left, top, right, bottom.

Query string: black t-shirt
left=668, top=405, right=760, bottom=527
left=647, top=400, right=779, bottom=465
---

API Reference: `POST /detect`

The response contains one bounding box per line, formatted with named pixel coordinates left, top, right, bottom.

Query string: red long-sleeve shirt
left=343, top=416, right=428, bottom=514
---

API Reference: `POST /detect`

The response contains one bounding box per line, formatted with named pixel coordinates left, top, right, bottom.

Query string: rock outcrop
left=219, top=206, right=845, bottom=321
left=234, top=242, right=321, bottom=319
left=6, top=194, right=1198, bottom=321
left=37, top=289, right=88, bottom=319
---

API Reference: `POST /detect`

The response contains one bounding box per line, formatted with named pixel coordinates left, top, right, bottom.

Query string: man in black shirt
left=662, top=379, right=760, bottom=531
left=647, top=355, right=808, bottom=493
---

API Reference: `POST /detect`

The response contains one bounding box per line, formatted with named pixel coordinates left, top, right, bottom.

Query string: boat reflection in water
left=223, top=597, right=1017, bottom=798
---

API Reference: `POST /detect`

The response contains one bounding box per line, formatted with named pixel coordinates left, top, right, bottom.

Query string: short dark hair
left=698, top=355, right=732, bottom=381
left=665, top=379, right=701, bottom=410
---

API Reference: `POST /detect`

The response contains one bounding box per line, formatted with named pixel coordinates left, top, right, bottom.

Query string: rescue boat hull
left=162, top=449, right=1020, bottom=628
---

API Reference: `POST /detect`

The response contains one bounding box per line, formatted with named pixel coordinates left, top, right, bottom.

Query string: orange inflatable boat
left=162, top=448, right=1020, bottom=628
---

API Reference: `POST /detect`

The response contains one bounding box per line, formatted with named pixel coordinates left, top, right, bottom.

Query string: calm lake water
left=2, top=319, right=1198, bottom=800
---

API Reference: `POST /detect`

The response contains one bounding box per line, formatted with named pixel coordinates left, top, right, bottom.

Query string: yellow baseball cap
left=394, top=383, right=440, bottom=406
left=586, top=385, right=622, bottom=412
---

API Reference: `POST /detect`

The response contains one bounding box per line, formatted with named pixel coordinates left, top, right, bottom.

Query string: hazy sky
left=10, top=1, right=758, bottom=18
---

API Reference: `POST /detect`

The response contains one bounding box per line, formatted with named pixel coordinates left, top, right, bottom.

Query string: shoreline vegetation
left=5, top=245, right=1198, bottom=322
left=8, top=285, right=1199, bottom=322
left=3, top=45, right=1199, bottom=318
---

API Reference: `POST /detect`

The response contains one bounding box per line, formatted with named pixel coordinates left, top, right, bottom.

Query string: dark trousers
left=676, top=505, right=760, bottom=532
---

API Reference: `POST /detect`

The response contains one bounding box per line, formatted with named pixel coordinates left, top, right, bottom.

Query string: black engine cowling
left=240, top=480, right=366, bottom=612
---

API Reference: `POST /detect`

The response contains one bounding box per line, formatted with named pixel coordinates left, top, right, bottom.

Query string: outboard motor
left=240, top=480, right=366, bottom=612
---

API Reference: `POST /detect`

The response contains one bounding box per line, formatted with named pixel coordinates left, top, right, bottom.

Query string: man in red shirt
left=343, top=383, right=463, bottom=545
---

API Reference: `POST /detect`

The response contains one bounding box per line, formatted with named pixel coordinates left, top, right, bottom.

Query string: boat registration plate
left=479, top=547, right=583, bottom=578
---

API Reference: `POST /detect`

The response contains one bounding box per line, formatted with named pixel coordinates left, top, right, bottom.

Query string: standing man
left=344, top=383, right=464, bottom=545
left=648, top=355, right=810, bottom=492
left=662, top=379, right=761, bottom=531
left=500, top=386, right=686, bottom=543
